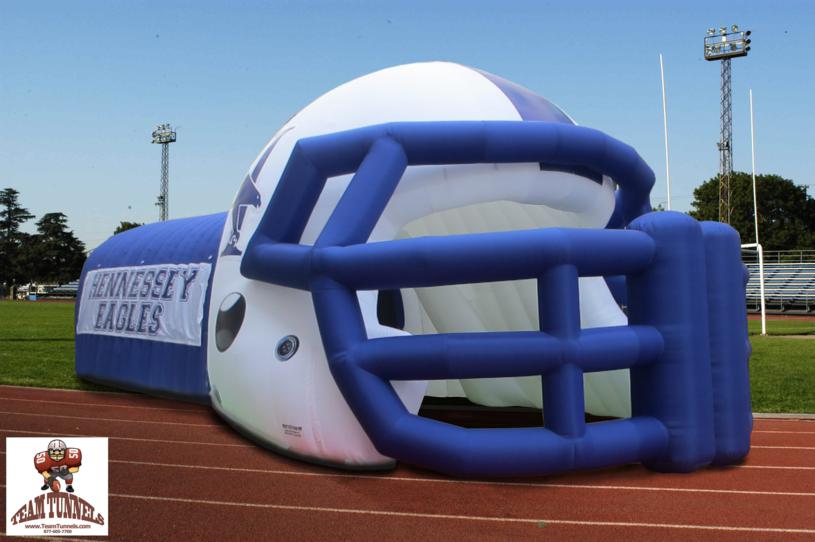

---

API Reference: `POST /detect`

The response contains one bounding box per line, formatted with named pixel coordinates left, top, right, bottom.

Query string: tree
left=113, top=221, right=144, bottom=235
left=0, top=188, right=35, bottom=297
left=27, top=213, right=87, bottom=284
left=689, top=172, right=815, bottom=251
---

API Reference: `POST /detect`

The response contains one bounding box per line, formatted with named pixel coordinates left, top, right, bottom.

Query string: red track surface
left=748, top=314, right=815, bottom=322
left=1, top=385, right=814, bottom=541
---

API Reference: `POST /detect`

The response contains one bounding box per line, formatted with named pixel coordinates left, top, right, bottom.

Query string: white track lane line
left=0, top=396, right=207, bottom=414
left=4, top=384, right=813, bottom=416
left=1, top=398, right=812, bottom=434
left=4, top=408, right=813, bottom=436
left=3, top=398, right=810, bottom=432
left=101, top=458, right=815, bottom=497
left=2, top=449, right=810, bottom=498
left=754, top=419, right=815, bottom=424
left=0, top=384, right=134, bottom=396
left=752, top=429, right=815, bottom=435
left=0, top=452, right=815, bottom=506
left=102, top=493, right=815, bottom=534
left=2, top=429, right=814, bottom=467
left=0, top=484, right=815, bottom=534
left=753, top=445, right=815, bottom=450
left=1, top=448, right=813, bottom=475
left=753, top=431, right=815, bottom=435
left=0, top=410, right=219, bottom=428
left=0, top=428, right=253, bottom=447
left=740, top=465, right=815, bottom=471
left=5, top=484, right=810, bottom=535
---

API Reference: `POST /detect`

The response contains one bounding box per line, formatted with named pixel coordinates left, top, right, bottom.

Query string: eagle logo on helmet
left=221, top=126, right=294, bottom=257
left=221, top=174, right=262, bottom=257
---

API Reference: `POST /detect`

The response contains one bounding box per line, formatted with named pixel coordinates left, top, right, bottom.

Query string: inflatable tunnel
left=76, top=62, right=752, bottom=476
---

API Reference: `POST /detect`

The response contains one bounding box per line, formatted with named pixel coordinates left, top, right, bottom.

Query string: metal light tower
left=151, top=123, right=177, bottom=222
left=704, top=25, right=751, bottom=224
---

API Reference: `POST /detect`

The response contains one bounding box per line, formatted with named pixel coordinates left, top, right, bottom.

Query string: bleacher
left=41, top=280, right=80, bottom=299
left=745, top=262, right=815, bottom=313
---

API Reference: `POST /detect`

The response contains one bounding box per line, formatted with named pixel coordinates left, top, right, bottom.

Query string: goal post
left=741, top=242, right=766, bottom=336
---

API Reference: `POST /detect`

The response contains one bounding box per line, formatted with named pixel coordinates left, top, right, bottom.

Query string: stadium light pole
left=704, top=25, right=752, bottom=224
left=659, top=54, right=672, bottom=210
left=151, top=123, right=177, bottom=222
left=749, top=89, right=766, bottom=335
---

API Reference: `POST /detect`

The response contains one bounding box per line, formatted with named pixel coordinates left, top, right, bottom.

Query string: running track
left=1, top=385, right=814, bottom=541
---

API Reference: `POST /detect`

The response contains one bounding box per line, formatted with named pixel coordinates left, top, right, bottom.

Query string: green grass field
left=746, top=318, right=815, bottom=412
left=748, top=318, right=815, bottom=336
left=0, top=300, right=813, bottom=412
left=0, top=300, right=111, bottom=391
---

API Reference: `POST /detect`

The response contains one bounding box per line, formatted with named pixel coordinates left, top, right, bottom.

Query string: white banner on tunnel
left=76, top=263, right=212, bottom=346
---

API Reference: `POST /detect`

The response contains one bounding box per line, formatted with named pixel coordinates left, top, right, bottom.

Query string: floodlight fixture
left=704, top=25, right=751, bottom=61
left=152, top=123, right=177, bottom=145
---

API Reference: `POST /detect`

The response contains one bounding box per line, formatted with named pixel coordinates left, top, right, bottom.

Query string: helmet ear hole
left=376, top=289, right=404, bottom=330
left=215, top=293, right=246, bottom=352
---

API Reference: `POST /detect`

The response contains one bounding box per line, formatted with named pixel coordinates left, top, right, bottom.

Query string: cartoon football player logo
left=34, top=439, right=82, bottom=493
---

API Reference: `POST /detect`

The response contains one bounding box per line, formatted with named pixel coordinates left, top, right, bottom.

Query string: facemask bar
left=242, top=121, right=751, bottom=477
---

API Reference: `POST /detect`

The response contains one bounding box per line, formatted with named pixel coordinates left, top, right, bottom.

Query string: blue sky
left=1, top=0, right=813, bottom=249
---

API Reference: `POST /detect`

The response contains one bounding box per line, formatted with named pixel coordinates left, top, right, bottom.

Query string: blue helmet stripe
left=474, top=68, right=573, bottom=124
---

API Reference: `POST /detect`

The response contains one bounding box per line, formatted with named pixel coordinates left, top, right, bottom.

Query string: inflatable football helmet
left=206, top=62, right=751, bottom=476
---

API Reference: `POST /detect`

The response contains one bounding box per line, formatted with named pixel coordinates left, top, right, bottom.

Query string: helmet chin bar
left=242, top=121, right=751, bottom=477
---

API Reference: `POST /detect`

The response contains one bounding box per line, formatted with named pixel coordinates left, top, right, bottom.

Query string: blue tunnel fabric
left=75, top=212, right=224, bottom=402
left=701, top=221, right=753, bottom=464
left=238, top=121, right=752, bottom=476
